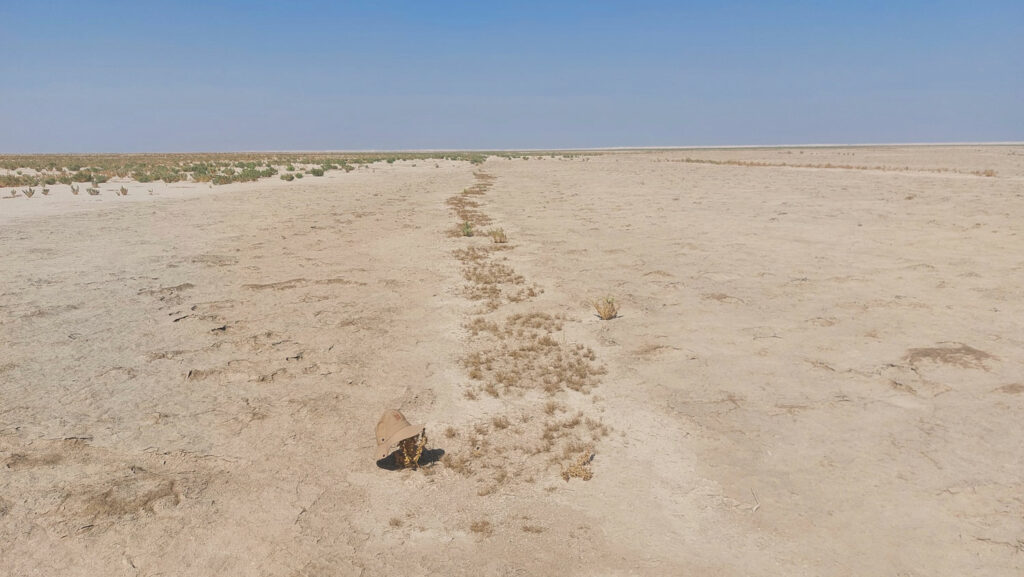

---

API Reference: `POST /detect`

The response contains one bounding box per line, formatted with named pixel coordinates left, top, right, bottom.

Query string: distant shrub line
left=0, top=151, right=493, bottom=187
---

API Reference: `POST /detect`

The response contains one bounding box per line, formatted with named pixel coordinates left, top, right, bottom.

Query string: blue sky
left=1, top=1, right=1021, bottom=152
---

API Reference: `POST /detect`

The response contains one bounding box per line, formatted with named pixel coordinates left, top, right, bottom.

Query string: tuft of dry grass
left=87, top=188, right=100, bottom=196
left=70, top=184, right=79, bottom=195
left=389, top=517, right=403, bottom=528
left=470, top=520, right=493, bottom=536
left=488, top=228, right=508, bottom=243
left=593, top=296, right=619, bottom=320
left=119, top=186, right=128, bottom=196
left=522, top=525, right=546, bottom=533
left=441, top=452, right=473, bottom=476
left=561, top=452, right=595, bottom=482
left=22, top=187, right=35, bottom=198
left=491, top=416, right=510, bottom=430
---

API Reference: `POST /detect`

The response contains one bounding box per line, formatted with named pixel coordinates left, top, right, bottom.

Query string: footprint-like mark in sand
left=242, top=277, right=365, bottom=291
left=138, top=282, right=195, bottom=305
left=190, top=254, right=239, bottom=267
left=700, top=292, right=745, bottom=304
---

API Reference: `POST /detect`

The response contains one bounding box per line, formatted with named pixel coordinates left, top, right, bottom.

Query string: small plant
left=23, top=187, right=35, bottom=198
left=280, top=173, right=294, bottom=181
left=286, top=164, right=295, bottom=171
left=295, top=172, right=304, bottom=179
left=561, top=452, right=595, bottom=481
left=309, top=167, right=324, bottom=177
left=70, top=184, right=80, bottom=195
left=460, top=221, right=474, bottom=237
left=41, top=187, right=50, bottom=195
left=593, top=297, right=618, bottom=320
left=119, top=186, right=128, bottom=196
left=488, top=228, right=508, bottom=243
left=87, top=188, right=100, bottom=196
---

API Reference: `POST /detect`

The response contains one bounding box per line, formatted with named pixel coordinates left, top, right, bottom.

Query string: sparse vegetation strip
left=0, top=151, right=488, bottom=188
left=441, top=170, right=609, bottom=505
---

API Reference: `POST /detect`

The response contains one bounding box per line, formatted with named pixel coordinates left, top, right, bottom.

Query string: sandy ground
left=1, top=146, right=1023, bottom=576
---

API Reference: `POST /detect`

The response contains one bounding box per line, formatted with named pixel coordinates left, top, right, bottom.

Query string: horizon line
left=1, top=141, right=1021, bottom=156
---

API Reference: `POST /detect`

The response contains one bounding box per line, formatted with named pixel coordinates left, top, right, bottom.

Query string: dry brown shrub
left=561, top=452, right=595, bottom=482
left=593, top=297, right=619, bottom=320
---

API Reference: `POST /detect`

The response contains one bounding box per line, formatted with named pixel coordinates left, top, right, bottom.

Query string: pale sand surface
left=1, top=146, right=1023, bottom=575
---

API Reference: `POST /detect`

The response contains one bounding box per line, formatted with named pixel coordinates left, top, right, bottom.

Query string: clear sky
left=1, top=1, right=1021, bottom=152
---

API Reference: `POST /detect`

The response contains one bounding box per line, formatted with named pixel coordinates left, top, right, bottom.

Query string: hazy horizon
left=2, top=1, right=1021, bottom=153
left=3, top=142, right=1024, bottom=157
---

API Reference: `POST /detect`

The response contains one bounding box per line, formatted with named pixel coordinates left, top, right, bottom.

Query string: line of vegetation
left=0, top=151, right=494, bottom=187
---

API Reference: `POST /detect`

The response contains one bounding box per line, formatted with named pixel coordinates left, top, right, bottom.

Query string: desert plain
left=1, top=145, right=1022, bottom=576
